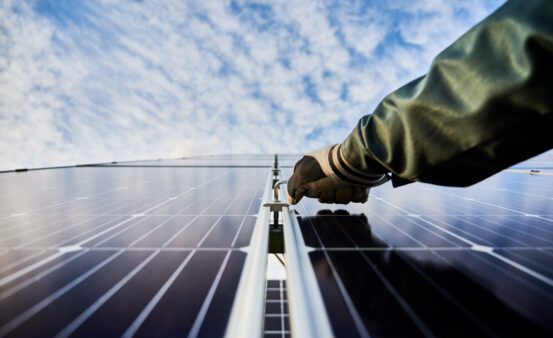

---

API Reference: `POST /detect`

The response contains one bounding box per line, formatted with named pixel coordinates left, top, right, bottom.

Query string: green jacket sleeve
left=339, top=0, right=553, bottom=187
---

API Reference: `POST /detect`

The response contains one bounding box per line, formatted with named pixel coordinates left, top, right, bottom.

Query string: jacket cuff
left=340, top=118, right=388, bottom=170
left=328, top=144, right=389, bottom=187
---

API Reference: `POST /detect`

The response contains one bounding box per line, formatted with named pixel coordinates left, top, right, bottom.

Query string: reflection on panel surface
left=0, top=164, right=266, bottom=337
left=285, top=157, right=553, bottom=337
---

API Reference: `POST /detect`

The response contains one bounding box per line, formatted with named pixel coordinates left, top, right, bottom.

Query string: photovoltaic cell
left=284, top=152, right=553, bottom=337
left=0, top=163, right=267, bottom=337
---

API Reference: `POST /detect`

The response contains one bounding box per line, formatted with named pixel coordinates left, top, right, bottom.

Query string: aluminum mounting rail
left=279, top=183, right=333, bottom=338
left=226, top=161, right=333, bottom=338
left=225, top=170, right=272, bottom=338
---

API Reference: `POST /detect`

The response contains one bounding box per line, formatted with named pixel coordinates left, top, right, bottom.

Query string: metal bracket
left=263, top=201, right=289, bottom=213
left=263, top=180, right=289, bottom=227
left=272, top=154, right=281, bottom=187
left=263, top=180, right=289, bottom=211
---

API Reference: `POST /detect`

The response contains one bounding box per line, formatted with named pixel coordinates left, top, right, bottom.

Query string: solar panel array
left=283, top=153, right=553, bottom=337
left=0, top=165, right=267, bottom=337
left=1, top=152, right=552, bottom=338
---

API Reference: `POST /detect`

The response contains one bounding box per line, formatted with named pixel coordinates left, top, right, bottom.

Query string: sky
left=0, top=0, right=506, bottom=170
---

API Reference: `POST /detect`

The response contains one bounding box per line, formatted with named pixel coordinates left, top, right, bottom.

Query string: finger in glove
left=351, top=188, right=369, bottom=203
left=335, top=186, right=353, bottom=204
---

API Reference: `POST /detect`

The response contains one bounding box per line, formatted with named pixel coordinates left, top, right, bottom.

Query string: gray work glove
left=287, top=145, right=389, bottom=204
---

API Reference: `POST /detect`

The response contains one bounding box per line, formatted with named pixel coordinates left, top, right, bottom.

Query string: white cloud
left=0, top=0, right=505, bottom=170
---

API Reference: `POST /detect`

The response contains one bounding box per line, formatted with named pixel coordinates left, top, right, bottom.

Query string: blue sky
left=0, top=0, right=505, bottom=170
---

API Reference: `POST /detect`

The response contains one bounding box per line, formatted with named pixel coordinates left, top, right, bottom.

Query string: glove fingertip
left=293, top=186, right=307, bottom=204
left=287, top=193, right=296, bottom=205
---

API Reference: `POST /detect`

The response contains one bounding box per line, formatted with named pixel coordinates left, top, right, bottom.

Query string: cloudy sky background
left=0, top=0, right=505, bottom=170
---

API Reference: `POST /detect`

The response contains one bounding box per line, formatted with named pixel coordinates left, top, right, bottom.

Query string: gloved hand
left=287, top=145, right=389, bottom=204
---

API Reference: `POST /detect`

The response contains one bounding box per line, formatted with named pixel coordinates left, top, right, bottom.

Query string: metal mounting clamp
left=263, top=180, right=289, bottom=227
left=263, top=180, right=289, bottom=212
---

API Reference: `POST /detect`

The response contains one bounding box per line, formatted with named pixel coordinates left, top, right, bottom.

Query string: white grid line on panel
left=0, top=250, right=124, bottom=336
left=56, top=249, right=161, bottom=338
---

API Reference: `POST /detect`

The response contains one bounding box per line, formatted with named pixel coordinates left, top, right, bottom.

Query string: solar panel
left=1, top=152, right=552, bottom=337
left=0, top=165, right=267, bottom=337
left=282, top=153, right=553, bottom=337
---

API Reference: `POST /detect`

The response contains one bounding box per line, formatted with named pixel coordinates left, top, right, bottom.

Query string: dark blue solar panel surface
left=284, top=153, right=553, bottom=337
left=2, top=152, right=552, bottom=338
left=0, top=165, right=267, bottom=337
